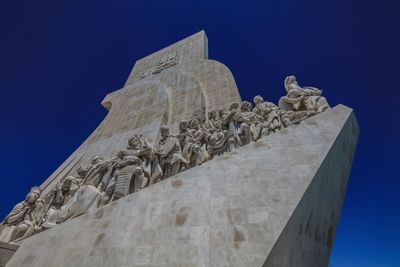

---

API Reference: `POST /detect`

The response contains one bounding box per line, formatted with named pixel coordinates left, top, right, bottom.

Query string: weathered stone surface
left=39, top=31, right=241, bottom=197
left=262, top=107, right=358, bottom=267
left=1, top=30, right=336, bottom=248
left=0, top=242, right=18, bottom=267
left=6, top=105, right=358, bottom=267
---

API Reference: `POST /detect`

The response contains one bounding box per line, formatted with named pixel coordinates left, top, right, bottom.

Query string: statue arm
left=144, top=142, right=159, bottom=161
left=6, top=203, right=28, bottom=225
left=139, top=145, right=153, bottom=157
left=281, top=95, right=304, bottom=104
left=55, top=190, right=64, bottom=205
left=143, top=137, right=154, bottom=149
left=204, top=131, right=212, bottom=143
left=222, top=110, right=235, bottom=125
left=194, top=131, right=204, bottom=143
left=303, top=87, right=322, bottom=96
left=234, top=113, right=251, bottom=124
left=265, top=102, right=278, bottom=109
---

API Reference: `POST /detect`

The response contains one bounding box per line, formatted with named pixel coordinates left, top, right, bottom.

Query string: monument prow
left=0, top=31, right=358, bottom=267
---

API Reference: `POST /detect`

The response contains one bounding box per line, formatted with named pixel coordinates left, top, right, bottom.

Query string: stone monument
left=0, top=31, right=358, bottom=267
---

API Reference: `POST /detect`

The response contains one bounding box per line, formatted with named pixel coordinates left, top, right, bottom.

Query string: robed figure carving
left=0, top=187, right=44, bottom=243
left=157, top=126, right=188, bottom=179
left=279, top=76, right=329, bottom=113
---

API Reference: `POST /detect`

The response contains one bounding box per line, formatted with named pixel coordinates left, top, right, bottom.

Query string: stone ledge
left=0, top=242, right=18, bottom=267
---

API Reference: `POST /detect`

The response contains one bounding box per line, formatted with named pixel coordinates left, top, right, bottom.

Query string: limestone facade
left=0, top=31, right=358, bottom=267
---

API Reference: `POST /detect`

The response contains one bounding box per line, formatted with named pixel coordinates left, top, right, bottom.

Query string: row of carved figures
left=0, top=76, right=330, bottom=243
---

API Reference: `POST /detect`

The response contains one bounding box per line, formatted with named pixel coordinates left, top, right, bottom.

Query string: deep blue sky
left=0, top=0, right=399, bottom=266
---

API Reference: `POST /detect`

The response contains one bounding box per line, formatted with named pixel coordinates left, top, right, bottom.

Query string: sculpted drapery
left=0, top=76, right=330, bottom=243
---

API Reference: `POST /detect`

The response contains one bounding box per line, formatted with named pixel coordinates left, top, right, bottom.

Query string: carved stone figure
left=206, top=130, right=234, bottom=157
left=240, top=101, right=263, bottom=141
left=11, top=198, right=46, bottom=242
left=265, top=109, right=283, bottom=135
left=218, top=108, right=228, bottom=130
left=126, top=135, right=163, bottom=185
left=253, top=95, right=272, bottom=117
left=76, top=165, right=89, bottom=182
left=183, top=118, right=211, bottom=167
left=252, top=96, right=283, bottom=136
left=0, top=75, right=333, bottom=243
left=204, top=109, right=221, bottom=133
left=279, top=76, right=330, bottom=112
left=82, top=156, right=111, bottom=190
left=157, top=126, right=188, bottom=179
left=42, top=159, right=106, bottom=229
left=102, top=157, right=143, bottom=205
left=0, top=187, right=43, bottom=243
left=42, top=184, right=102, bottom=228
left=102, top=136, right=162, bottom=205
left=223, top=102, right=252, bottom=147
left=177, top=120, right=190, bottom=151
left=280, top=109, right=318, bottom=127
left=190, top=112, right=207, bottom=130
left=44, top=176, right=81, bottom=220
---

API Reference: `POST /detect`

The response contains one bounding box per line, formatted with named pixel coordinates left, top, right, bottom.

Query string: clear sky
left=0, top=0, right=399, bottom=266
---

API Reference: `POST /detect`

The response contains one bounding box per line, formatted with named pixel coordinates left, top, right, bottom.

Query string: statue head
left=128, top=135, right=142, bottom=149
left=253, top=95, right=264, bottom=105
left=191, top=112, right=204, bottom=124
left=284, top=75, right=298, bottom=92
left=241, top=101, right=253, bottom=112
left=77, top=165, right=88, bottom=178
left=208, top=110, right=217, bottom=120
left=229, top=102, right=239, bottom=111
left=160, top=126, right=170, bottom=138
left=190, top=118, right=200, bottom=130
left=26, top=186, right=41, bottom=204
left=62, top=176, right=75, bottom=191
left=179, top=120, right=188, bottom=132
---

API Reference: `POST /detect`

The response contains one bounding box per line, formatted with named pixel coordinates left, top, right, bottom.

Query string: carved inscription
left=139, top=53, right=180, bottom=79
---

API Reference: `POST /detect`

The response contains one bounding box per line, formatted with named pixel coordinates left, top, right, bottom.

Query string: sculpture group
left=0, top=76, right=330, bottom=243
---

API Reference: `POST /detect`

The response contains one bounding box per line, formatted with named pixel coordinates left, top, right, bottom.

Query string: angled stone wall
left=0, top=242, right=18, bottom=267
left=263, top=108, right=358, bottom=267
left=6, top=105, right=358, bottom=267
left=39, top=31, right=241, bottom=196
